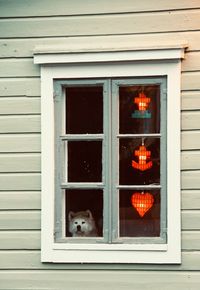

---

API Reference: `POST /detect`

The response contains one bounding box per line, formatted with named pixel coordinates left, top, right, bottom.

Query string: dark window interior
left=68, top=141, right=102, bottom=182
left=66, top=86, right=103, bottom=134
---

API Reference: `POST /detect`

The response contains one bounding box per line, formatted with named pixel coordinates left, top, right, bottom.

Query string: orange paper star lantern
left=132, top=145, right=153, bottom=171
left=131, top=192, right=154, bottom=217
left=134, top=92, right=151, bottom=111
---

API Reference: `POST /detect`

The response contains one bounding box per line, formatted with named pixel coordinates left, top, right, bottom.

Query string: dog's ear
left=86, top=210, right=93, bottom=219
left=68, top=211, right=74, bottom=221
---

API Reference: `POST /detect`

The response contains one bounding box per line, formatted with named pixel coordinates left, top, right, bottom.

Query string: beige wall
left=0, top=0, right=200, bottom=288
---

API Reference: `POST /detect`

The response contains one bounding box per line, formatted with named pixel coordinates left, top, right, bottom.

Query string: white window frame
left=34, top=45, right=185, bottom=264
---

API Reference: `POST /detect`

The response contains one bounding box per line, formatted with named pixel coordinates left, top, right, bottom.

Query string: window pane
left=119, top=190, right=160, bottom=237
left=66, top=86, right=103, bottom=134
left=119, top=85, right=160, bottom=134
left=65, top=189, right=103, bottom=237
left=67, top=141, right=102, bottom=182
left=119, top=138, right=160, bottom=185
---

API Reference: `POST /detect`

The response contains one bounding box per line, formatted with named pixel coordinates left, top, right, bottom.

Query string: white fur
left=68, top=210, right=98, bottom=237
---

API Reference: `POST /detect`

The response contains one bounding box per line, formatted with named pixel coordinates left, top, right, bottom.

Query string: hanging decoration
left=131, top=192, right=154, bottom=217
left=131, top=92, right=151, bottom=119
left=132, top=140, right=153, bottom=171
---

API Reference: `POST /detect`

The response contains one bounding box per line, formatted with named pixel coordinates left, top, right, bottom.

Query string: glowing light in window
left=131, top=192, right=154, bottom=217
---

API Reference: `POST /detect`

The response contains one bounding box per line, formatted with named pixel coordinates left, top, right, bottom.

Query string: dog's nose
left=77, top=225, right=81, bottom=231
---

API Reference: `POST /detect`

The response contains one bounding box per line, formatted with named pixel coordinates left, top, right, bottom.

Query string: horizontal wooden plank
left=0, top=10, right=199, bottom=38
left=0, top=173, right=40, bottom=190
left=182, top=231, right=200, bottom=250
left=182, top=210, right=200, bottom=230
left=181, top=131, right=200, bottom=150
left=0, top=59, right=39, bottom=78
left=0, top=269, right=200, bottom=289
left=1, top=0, right=200, bottom=17
left=0, top=231, right=199, bottom=251
left=0, top=97, right=40, bottom=115
left=0, top=78, right=40, bottom=97
left=0, top=250, right=199, bottom=270
left=182, top=190, right=200, bottom=209
left=182, top=111, right=200, bottom=130
left=0, top=231, right=40, bottom=250
left=181, top=151, right=200, bottom=170
left=0, top=115, right=40, bottom=133
left=0, top=210, right=40, bottom=230
left=0, top=153, right=40, bottom=172
left=0, top=134, right=40, bottom=153
left=0, top=191, right=41, bottom=209
left=182, top=51, right=200, bottom=72
left=182, top=92, right=200, bottom=110
left=182, top=171, right=200, bottom=189
left=0, top=31, right=199, bottom=58
left=182, top=72, right=200, bottom=91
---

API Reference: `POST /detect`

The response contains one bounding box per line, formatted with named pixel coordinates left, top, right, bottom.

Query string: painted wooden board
left=181, top=151, right=200, bottom=170
left=182, top=210, right=200, bottom=230
left=0, top=78, right=40, bottom=97
left=0, top=115, right=40, bottom=133
left=182, top=231, right=200, bottom=250
left=182, top=51, right=200, bottom=72
left=0, top=270, right=200, bottom=290
left=0, top=173, right=41, bottom=190
left=182, top=171, right=200, bottom=189
left=0, top=230, right=198, bottom=251
left=0, top=97, right=40, bottom=115
left=0, top=250, right=199, bottom=270
left=0, top=231, right=40, bottom=249
left=0, top=210, right=40, bottom=230
left=0, top=134, right=40, bottom=153
left=182, top=72, right=200, bottom=91
left=1, top=0, right=200, bottom=17
left=0, top=10, right=199, bottom=38
left=182, top=92, right=200, bottom=110
left=0, top=59, right=39, bottom=77
left=0, top=191, right=41, bottom=210
left=182, top=111, right=200, bottom=130
left=0, top=153, right=40, bottom=173
left=182, top=131, right=200, bottom=150
left=182, top=190, right=200, bottom=209
left=0, top=31, right=199, bottom=58
left=0, top=231, right=199, bottom=251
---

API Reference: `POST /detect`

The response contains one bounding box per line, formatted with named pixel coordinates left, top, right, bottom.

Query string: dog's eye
left=74, top=222, right=78, bottom=224
left=82, top=221, right=85, bottom=224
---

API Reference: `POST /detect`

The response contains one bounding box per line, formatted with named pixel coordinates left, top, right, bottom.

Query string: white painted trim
left=36, top=47, right=184, bottom=264
left=34, top=47, right=185, bottom=64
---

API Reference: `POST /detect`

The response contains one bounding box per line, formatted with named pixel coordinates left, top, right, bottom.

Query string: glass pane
left=119, top=190, right=160, bottom=237
left=119, top=85, right=160, bottom=134
left=68, top=141, right=102, bottom=182
left=65, top=189, right=103, bottom=237
left=119, top=138, right=160, bottom=185
left=66, top=86, right=103, bottom=134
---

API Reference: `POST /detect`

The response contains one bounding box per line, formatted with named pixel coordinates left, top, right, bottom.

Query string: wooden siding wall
left=0, top=0, right=200, bottom=289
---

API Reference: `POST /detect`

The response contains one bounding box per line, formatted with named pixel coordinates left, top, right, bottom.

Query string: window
left=34, top=45, right=185, bottom=263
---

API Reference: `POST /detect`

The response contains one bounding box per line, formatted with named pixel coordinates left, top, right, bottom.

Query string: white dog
left=68, top=210, right=98, bottom=237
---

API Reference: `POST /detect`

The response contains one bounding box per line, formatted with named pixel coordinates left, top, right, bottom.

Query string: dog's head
left=68, top=210, right=96, bottom=237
